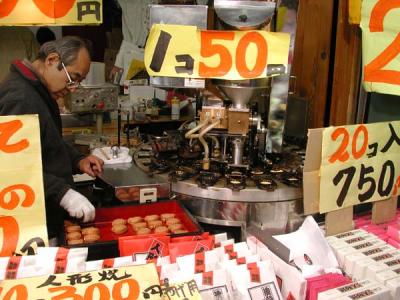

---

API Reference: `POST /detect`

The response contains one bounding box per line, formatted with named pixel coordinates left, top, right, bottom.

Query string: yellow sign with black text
left=361, top=0, right=400, bottom=95
left=144, top=24, right=290, bottom=80
left=0, top=0, right=102, bottom=25
left=320, top=121, right=400, bottom=213
left=0, top=115, right=48, bottom=256
left=0, top=264, right=161, bottom=300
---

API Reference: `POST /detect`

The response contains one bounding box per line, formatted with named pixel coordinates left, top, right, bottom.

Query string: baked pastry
left=148, top=220, right=163, bottom=229
left=112, top=218, right=126, bottom=226
left=165, top=218, right=181, bottom=226
left=132, top=222, right=147, bottom=230
left=136, top=228, right=151, bottom=235
left=66, top=225, right=81, bottom=233
left=112, top=224, right=128, bottom=235
left=144, top=214, right=159, bottom=222
left=168, top=223, right=183, bottom=231
left=173, top=229, right=188, bottom=234
left=115, top=189, right=130, bottom=201
left=83, top=234, right=100, bottom=243
left=81, top=227, right=99, bottom=235
left=154, top=226, right=169, bottom=234
left=67, top=232, right=82, bottom=240
left=68, top=239, right=83, bottom=245
left=161, top=213, right=175, bottom=221
left=127, top=216, right=142, bottom=225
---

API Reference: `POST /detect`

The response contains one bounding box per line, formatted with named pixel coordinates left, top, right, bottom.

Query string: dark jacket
left=0, top=60, right=84, bottom=238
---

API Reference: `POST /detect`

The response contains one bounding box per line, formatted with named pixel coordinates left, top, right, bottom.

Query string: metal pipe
left=184, top=117, right=209, bottom=139
left=198, top=120, right=220, bottom=169
left=232, top=137, right=244, bottom=165
left=208, top=135, right=220, bottom=158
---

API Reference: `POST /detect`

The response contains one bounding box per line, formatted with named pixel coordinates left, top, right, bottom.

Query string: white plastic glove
left=60, top=189, right=95, bottom=222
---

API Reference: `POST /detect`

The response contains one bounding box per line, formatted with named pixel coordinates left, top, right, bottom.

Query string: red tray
left=64, top=200, right=202, bottom=244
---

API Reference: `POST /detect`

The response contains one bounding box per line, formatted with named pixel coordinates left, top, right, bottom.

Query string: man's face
left=43, top=48, right=91, bottom=100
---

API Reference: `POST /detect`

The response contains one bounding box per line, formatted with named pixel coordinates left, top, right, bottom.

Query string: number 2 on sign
left=329, top=125, right=368, bottom=163
left=364, top=0, right=400, bottom=85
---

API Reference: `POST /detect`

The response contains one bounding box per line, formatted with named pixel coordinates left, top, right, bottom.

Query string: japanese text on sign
left=0, top=0, right=102, bottom=25
left=0, top=264, right=159, bottom=300
left=144, top=24, right=290, bottom=80
left=143, top=279, right=201, bottom=300
left=320, top=121, right=400, bottom=213
left=0, top=115, right=48, bottom=256
left=361, top=0, right=400, bottom=96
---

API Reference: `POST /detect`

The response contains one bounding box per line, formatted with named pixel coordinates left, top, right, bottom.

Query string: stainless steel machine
left=64, top=83, right=119, bottom=134
left=133, top=0, right=304, bottom=239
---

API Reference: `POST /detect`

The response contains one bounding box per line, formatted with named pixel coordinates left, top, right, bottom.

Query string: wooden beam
left=372, top=197, right=397, bottom=225
left=291, top=0, right=335, bottom=128
left=325, top=207, right=354, bottom=236
left=329, top=0, right=362, bottom=126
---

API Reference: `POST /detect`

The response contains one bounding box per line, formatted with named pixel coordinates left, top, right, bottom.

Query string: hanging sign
left=0, top=264, right=161, bottom=300
left=0, top=115, right=48, bottom=256
left=319, top=121, right=400, bottom=213
left=144, top=24, right=290, bottom=80
left=0, top=0, right=102, bottom=25
left=361, top=0, right=400, bottom=95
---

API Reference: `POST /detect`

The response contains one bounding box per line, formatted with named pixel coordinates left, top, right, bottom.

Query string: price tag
left=0, top=264, right=160, bottom=300
left=144, top=24, right=290, bottom=80
left=0, top=0, right=102, bottom=25
left=361, top=0, right=400, bottom=95
left=0, top=115, right=48, bottom=256
left=320, top=121, right=400, bottom=213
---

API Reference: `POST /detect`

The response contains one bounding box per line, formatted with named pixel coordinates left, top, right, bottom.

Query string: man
left=0, top=36, right=104, bottom=240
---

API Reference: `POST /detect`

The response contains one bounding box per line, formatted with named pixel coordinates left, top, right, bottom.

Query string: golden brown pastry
left=116, top=189, right=130, bottom=201
left=136, top=228, right=151, bottom=235
left=148, top=220, right=163, bottom=229
left=154, top=226, right=169, bottom=234
left=68, top=239, right=84, bottom=245
left=67, top=231, right=82, bottom=240
left=112, top=224, right=128, bottom=235
left=161, top=213, right=175, bottom=221
left=66, top=225, right=81, bottom=233
left=83, top=234, right=100, bottom=243
left=132, top=222, right=147, bottom=230
left=112, top=218, right=126, bottom=226
left=127, top=216, right=143, bottom=225
left=81, top=227, right=99, bottom=235
left=144, top=214, right=159, bottom=222
left=168, top=223, right=183, bottom=231
left=165, top=218, right=181, bottom=226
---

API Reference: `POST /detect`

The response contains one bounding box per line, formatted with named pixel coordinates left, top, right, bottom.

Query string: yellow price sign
left=0, top=0, right=102, bottom=25
left=0, top=264, right=160, bottom=300
left=320, top=121, right=400, bottom=213
left=361, top=0, right=400, bottom=95
left=0, top=115, right=48, bottom=256
left=145, top=24, right=290, bottom=80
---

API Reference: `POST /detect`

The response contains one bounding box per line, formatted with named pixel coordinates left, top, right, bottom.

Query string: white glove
left=60, top=189, right=95, bottom=223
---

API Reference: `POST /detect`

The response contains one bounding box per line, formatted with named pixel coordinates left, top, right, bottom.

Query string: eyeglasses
left=61, top=62, right=80, bottom=89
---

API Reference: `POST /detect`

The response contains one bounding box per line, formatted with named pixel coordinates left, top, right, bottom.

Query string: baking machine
left=132, top=0, right=305, bottom=239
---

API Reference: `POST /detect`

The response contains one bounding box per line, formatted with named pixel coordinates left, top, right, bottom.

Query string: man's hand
left=78, top=155, right=104, bottom=177
left=60, top=189, right=95, bottom=223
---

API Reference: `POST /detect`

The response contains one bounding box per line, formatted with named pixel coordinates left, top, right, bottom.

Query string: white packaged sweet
left=194, top=269, right=232, bottom=300
left=229, top=260, right=283, bottom=300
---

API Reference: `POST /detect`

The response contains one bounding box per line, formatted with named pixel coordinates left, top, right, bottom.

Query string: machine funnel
left=214, top=0, right=276, bottom=30
left=215, top=78, right=271, bottom=109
